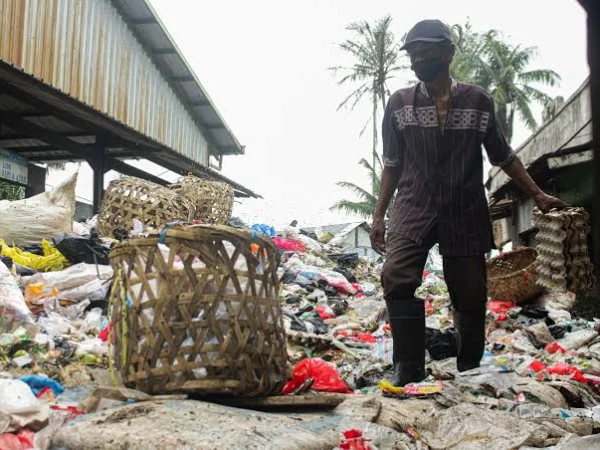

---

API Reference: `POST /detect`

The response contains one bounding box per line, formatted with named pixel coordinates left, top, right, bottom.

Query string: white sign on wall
left=0, top=148, right=28, bottom=185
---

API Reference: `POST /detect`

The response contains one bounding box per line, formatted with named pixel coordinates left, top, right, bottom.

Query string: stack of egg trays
left=533, top=207, right=595, bottom=292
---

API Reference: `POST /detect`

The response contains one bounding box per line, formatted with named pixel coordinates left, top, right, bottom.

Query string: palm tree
left=450, top=22, right=497, bottom=86
left=330, top=152, right=392, bottom=220
left=452, top=28, right=561, bottom=144
left=330, top=15, right=406, bottom=194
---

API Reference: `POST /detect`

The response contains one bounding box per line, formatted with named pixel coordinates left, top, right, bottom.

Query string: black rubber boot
left=386, top=299, right=427, bottom=387
left=454, top=310, right=486, bottom=372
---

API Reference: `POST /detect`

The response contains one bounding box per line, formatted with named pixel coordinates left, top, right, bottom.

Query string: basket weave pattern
left=99, top=177, right=194, bottom=238
left=109, top=225, right=287, bottom=396
left=487, top=247, right=542, bottom=304
left=169, top=176, right=234, bottom=225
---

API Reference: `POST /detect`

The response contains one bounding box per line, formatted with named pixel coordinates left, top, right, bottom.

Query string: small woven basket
left=169, top=176, right=234, bottom=225
left=109, top=224, right=288, bottom=397
left=487, top=247, right=542, bottom=304
left=99, top=177, right=194, bottom=238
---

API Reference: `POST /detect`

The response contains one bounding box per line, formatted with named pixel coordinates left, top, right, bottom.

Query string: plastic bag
left=273, top=236, right=306, bottom=252
left=25, top=284, right=60, bottom=303
left=282, top=358, right=353, bottom=394
left=20, top=375, right=65, bottom=397
left=0, top=380, right=42, bottom=415
left=37, top=313, right=71, bottom=337
left=0, top=240, right=68, bottom=272
left=0, top=172, right=77, bottom=246
left=53, top=231, right=110, bottom=265
left=0, top=260, right=34, bottom=330
left=25, top=264, right=113, bottom=300
left=488, top=301, right=516, bottom=321
left=251, top=224, right=276, bottom=238
left=82, top=308, right=103, bottom=333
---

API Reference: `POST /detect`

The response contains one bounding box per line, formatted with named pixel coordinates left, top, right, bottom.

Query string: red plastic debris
left=272, top=236, right=306, bottom=252
left=488, top=301, right=517, bottom=321
left=98, top=322, right=113, bottom=343
left=545, top=342, right=566, bottom=354
left=282, top=358, right=353, bottom=395
left=547, top=362, right=590, bottom=383
left=338, top=429, right=374, bottom=450
left=50, top=405, right=87, bottom=418
left=315, top=306, right=336, bottom=321
left=529, top=360, right=547, bottom=373
left=0, top=430, right=35, bottom=450
left=356, top=333, right=376, bottom=344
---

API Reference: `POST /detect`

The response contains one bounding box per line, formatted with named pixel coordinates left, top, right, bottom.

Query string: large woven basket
left=169, top=176, right=234, bottom=225
left=99, top=177, right=194, bottom=238
left=487, top=247, right=542, bottom=304
left=109, top=224, right=288, bottom=397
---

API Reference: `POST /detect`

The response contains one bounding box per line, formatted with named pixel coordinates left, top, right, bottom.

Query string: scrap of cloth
left=382, top=80, right=516, bottom=256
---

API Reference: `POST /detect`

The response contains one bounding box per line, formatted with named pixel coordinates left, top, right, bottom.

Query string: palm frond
left=514, top=89, right=538, bottom=131
left=329, top=200, right=374, bottom=219
left=336, top=181, right=376, bottom=203
left=518, top=69, right=561, bottom=87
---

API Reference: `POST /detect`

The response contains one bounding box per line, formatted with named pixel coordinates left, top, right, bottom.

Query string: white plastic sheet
left=0, top=260, right=34, bottom=329
left=24, top=263, right=113, bottom=302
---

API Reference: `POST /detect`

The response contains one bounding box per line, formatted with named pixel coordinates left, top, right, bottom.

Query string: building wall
left=488, top=80, right=591, bottom=194
left=0, top=0, right=209, bottom=166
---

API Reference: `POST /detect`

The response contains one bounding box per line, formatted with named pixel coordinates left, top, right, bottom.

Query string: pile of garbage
left=239, top=220, right=600, bottom=448
left=1, top=195, right=600, bottom=448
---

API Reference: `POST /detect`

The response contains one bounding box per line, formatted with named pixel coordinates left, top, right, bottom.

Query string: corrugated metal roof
left=110, top=0, right=244, bottom=156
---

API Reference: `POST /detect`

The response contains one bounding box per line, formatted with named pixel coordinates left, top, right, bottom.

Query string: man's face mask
left=411, top=57, right=447, bottom=83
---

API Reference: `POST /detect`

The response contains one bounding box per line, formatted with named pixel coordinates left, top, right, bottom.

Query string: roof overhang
left=0, top=61, right=259, bottom=198
left=110, top=0, right=244, bottom=157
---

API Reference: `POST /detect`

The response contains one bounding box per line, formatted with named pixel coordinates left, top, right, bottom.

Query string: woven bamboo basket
left=99, top=177, right=195, bottom=238
left=487, top=247, right=542, bottom=304
left=169, top=176, right=234, bottom=225
left=109, top=224, right=288, bottom=397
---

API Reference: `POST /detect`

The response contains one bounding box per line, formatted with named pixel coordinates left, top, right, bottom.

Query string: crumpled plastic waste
left=282, top=358, right=353, bottom=394
left=273, top=236, right=306, bottom=252
left=488, top=300, right=517, bottom=321
left=378, top=379, right=443, bottom=397
left=53, top=231, right=110, bottom=265
left=0, top=429, right=35, bottom=450
left=250, top=224, right=276, bottom=238
left=0, top=259, right=34, bottom=330
left=335, top=429, right=376, bottom=450
left=0, top=240, right=68, bottom=272
left=19, top=376, right=64, bottom=398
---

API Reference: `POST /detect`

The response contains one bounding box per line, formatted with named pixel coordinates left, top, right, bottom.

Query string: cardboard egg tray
left=533, top=207, right=595, bottom=292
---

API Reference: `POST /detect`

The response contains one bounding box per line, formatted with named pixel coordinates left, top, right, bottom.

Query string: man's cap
left=400, top=20, right=453, bottom=51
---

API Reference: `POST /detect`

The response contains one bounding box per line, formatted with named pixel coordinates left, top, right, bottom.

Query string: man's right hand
left=370, top=217, right=386, bottom=255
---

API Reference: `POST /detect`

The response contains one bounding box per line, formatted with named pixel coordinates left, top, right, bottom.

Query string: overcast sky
left=49, top=0, right=589, bottom=229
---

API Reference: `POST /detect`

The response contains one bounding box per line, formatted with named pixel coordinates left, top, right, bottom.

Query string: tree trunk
left=372, top=91, right=378, bottom=195
left=496, top=103, right=512, bottom=144
left=506, top=106, right=515, bottom=145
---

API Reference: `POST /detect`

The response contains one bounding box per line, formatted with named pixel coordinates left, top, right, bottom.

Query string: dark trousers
left=381, top=231, right=487, bottom=316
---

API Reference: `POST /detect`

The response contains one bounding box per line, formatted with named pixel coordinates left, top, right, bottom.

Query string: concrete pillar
left=25, top=163, right=46, bottom=197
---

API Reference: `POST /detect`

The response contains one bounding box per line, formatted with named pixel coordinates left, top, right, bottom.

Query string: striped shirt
left=382, top=81, right=516, bottom=256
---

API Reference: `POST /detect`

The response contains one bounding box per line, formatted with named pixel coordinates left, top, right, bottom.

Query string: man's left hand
left=534, top=193, right=568, bottom=214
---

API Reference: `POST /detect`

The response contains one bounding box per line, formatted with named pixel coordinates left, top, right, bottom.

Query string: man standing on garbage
left=370, top=19, right=566, bottom=387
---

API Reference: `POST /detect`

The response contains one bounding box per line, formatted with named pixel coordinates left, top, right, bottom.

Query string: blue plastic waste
left=251, top=224, right=276, bottom=238
left=20, top=375, right=65, bottom=396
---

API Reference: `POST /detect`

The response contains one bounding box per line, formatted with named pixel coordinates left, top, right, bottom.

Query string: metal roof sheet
left=111, top=0, right=244, bottom=156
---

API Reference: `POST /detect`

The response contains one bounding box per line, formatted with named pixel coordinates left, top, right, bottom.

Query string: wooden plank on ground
left=216, top=394, right=349, bottom=410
